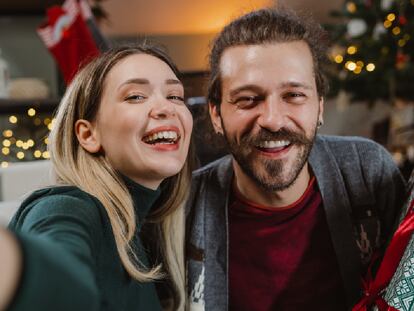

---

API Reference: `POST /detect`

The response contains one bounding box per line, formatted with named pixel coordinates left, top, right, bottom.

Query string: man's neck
left=232, top=160, right=311, bottom=208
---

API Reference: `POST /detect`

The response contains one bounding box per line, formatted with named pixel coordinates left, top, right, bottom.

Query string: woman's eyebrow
left=165, top=79, right=183, bottom=86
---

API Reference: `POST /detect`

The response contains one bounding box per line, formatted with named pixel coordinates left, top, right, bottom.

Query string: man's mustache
left=241, top=128, right=312, bottom=146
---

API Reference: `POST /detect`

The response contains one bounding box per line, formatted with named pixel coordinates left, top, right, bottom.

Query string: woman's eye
left=125, top=94, right=146, bottom=102
left=168, top=95, right=185, bottom=104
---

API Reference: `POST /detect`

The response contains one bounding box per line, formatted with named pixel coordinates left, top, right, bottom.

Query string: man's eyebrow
left=280, top=81, right=313, bottom=90
left=229, top=85, right=264, bottom=97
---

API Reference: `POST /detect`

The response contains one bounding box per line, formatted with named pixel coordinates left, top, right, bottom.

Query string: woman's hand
left=0, top=227, right=22, bottom=311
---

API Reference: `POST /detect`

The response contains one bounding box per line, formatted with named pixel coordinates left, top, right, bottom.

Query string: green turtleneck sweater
left=7, top=180, right=164, bottom=311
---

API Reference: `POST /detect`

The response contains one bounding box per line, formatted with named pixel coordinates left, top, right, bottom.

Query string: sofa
left=0, top=160, right=52, bottom=225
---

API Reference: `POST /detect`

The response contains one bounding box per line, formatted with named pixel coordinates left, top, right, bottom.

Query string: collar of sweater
left=122, top=175, right=161, bottom=226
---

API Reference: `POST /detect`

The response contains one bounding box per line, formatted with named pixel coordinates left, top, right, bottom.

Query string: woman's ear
left=75, top=119, right=101, bottom=153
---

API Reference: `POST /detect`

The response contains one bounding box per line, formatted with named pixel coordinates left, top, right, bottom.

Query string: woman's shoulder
left=9, top=186, right=105, bottom=232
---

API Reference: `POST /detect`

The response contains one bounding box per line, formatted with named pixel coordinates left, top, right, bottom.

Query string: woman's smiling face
left=86, top=53, right=193, bottom=189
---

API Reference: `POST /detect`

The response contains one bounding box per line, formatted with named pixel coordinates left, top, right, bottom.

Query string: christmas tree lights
left=0, top=106, right=54, bottom=165
left=325, top=0, right=414, bottom=103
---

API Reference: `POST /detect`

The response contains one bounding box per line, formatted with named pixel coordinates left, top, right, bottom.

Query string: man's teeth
left=257, top=140, right=290, bottom=148
left=144, top=131, right=178, bottom=143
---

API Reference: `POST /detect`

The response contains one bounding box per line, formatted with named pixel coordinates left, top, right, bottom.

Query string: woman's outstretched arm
left=0, top=228, right=22, bottom=311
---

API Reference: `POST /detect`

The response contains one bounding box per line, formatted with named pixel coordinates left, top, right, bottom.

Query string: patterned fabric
left=189, top=266, right=205, bottom=310
left=379, top=172, right=414, bottom=311
left=384, top=236, right=414, bottom=310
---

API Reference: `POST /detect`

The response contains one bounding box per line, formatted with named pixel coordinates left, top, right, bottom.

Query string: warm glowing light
left=346, top=2, right=356, bottom=13
left=384, top=20, right=392, bottom=28
left=16, top=152, right=25, bottom=159
left=334, top=55, right=344, bottom=63
left=392, top=27, right=401, bottom=35
left=42, top=151, right=50, bottom=159
left=27, top=108, right=36, bottom=117
left=47, top=123, right=53, bottom=130
left=16, top=140, right=23, bottom=148
left=347, top=46, right=357, bottom=55
left=34, top=150, right=42, bottom=158
left=1, top=162, right=9, bottom=168
left=398, top=39, right=406, bottom=47
left=366, top=63, right=376, bottom=71
left=22, top=143, right=29, bottom=150
left=44, top=118, right=51, bottom=125
left=353, top=66, right=362, bottom=74
left=2, top=147, right=9, bottom=155
left=44, top=138, right=49, bottom=145
left=387, top=13, right=396, bottom=21
left=27, top=139, right=35, bottom=147
left=2, top=139, right=11, bottom=147
left=3, top=130, right=12, bottom=137
left=346, top=61, right=357, bottom=71
left=34, top=118, right=42, bottom=126
left=9, top=116, right=17, bottom=124
left=356, top=61, right=364, bottom=67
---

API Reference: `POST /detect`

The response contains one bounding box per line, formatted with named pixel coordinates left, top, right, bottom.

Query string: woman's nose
left=149, top=98, right=176, bottom=119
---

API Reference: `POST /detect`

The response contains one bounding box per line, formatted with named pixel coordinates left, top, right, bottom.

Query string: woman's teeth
left=143, top=131, right=179, bottom=144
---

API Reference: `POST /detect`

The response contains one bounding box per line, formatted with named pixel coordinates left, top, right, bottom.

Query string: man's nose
left=257, top=97, right=286, bottom=131
left=149, top=97, right=176, bottom=119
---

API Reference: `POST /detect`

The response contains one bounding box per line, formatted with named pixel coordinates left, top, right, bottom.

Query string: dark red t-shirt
left=228, top=177, right=347, bottom=311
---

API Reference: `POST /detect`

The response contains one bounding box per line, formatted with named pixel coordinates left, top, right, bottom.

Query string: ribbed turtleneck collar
left=122, top=176, right=162, bottom=225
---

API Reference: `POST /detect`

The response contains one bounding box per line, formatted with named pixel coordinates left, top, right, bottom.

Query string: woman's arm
left=0, top=228, right=22, bottom=311
left=5, top=193, right=102, bottom=311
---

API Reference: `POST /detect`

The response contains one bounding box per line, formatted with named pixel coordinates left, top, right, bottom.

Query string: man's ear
left=209, top=102, right=224, bottom=135
left=75, top=119, right=101, bottom=153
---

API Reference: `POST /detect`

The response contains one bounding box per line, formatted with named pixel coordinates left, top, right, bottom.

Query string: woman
left=0, top=44, right=194, bottom=311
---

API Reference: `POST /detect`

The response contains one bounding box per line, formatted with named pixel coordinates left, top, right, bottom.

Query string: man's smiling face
left=210, top=41, right=324, bottom=191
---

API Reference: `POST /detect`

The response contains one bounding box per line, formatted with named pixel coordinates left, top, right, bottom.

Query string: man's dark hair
left=208, top=8, right=330, bottom=107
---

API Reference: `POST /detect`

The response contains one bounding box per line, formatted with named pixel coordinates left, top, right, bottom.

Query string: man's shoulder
left=314, top=135, right=390, bottom=161
left=192, top=154, right=233, bottom=180
left=312, top=135, right=399, bottom=187
left=316, top=134, right=383, bottom=150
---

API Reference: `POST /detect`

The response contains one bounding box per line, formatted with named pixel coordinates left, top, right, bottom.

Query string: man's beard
left=222, top=125, right=317, bottom=192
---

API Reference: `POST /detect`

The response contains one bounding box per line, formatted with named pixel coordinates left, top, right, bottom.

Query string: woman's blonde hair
left=48, top=45, right=194, bottom=310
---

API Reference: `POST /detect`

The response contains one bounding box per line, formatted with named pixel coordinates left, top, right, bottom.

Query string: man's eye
left=233, top=95, right=263, bottom=108
left=283, top=92, right=306, bottom=103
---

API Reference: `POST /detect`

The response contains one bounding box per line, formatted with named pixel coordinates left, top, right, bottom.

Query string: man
left=186, top=8, right=406, bottom=311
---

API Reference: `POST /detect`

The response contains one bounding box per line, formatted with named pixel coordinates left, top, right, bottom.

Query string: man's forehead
left=218, top=41, right=315, bottom=87
left=219, top=41, right=311, bottom=76
left=220, top=45, right=263, bottom=77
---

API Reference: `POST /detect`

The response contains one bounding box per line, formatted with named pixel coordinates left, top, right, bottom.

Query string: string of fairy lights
left=1, top=107, right=54, bottom=168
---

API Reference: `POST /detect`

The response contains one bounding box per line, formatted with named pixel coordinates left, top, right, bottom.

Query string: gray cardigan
left=186, top=135, right=406, bottom=310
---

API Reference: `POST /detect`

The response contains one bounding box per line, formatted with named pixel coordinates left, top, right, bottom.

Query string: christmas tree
left=325, top=0, right=414, bottom=103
